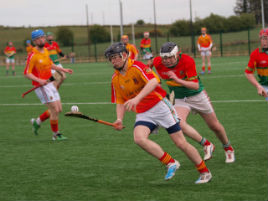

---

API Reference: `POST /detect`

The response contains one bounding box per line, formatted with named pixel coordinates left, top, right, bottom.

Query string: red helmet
left=259, top=28, right=268, bottom=38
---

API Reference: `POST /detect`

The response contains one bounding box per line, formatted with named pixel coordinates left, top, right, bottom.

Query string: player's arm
left=166, top=71, right=199, bottom=90
left=51, top=64, right=73, bottom=74
left=113, top=104, right=126, bottom=130
left=245, top=72, right=268, bottom=97
left=124, top=78, right=159, bottom=111
left=24, top=73, right=48, bottom=86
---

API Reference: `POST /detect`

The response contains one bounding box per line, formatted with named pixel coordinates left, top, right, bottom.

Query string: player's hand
left=63, top=68, right=73, bottom=74
left=166, top=71, right=178, bottom=80
left=124, top=97, right=139, bottom=111
left=38, top=79, right=48, bottom=86
left=113, top=119, right=124, bottom=130
left=257, top=85, right=268, bottom=97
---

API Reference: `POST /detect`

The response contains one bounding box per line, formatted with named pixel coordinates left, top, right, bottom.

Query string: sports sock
left=208, top=66, right=211, bottom=71
left=196, top=160, right=209, bottom=174
left=223, top=141, right=234, bottom=151
left=39, top=110, right=50, bottom=122
left=159, top=152, right=175, bottom=165
left=50, top=119, right=59, bottom=134
left=12, top=71, right=15, bottom=76
left=202, top=66, right=205, bottom=72
left=200, top=137, right=211, bottom=146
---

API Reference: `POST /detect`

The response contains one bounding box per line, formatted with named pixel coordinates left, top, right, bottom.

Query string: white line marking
left=0, top=100, right=266, bottom=106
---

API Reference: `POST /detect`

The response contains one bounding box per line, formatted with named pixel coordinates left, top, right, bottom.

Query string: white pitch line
left=0, top=100, right=266, bottom=106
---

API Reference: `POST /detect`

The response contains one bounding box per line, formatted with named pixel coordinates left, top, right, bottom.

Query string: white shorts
left=35, top=82, right=60, bottom=104
left=174, top=91, right=214, bottom=114
left=135, top=98, right=181, bottom=134
left=6, top=58, right=15, bottom=63
left=201, top=50, right=211, bottom=57
left=51, top=63, right=63, bottom=74
left=262, top=85, right=268, bottom=93
left=143, top=53, right=153, bottom=60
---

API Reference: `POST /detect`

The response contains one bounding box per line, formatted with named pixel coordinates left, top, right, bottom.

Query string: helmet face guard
left=160, top=42, right=179, bottom=68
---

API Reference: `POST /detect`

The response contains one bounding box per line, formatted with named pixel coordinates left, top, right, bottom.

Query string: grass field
left=0, top=56, right=267, bottom=201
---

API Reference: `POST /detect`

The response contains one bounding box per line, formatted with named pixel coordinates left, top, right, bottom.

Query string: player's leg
left=133, top=124, right=180, bottom=180
left=207, top=52, right=211, bottom=74
left=11, top=59, right=15, bottom=76
left=31, top=109, right=50, bottom=135
left=54, top=64, right=66, bottom=89
left=200, top=53, right=206, bottom=74
left=200, top=111, right=235, bottom=163
left=175, top=105, right=214, bottom=161
left=5, top=59, right=10, bottom=76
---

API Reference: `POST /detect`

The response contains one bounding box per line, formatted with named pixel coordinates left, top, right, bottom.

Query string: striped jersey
left=44, top=41, right=62, bottom=65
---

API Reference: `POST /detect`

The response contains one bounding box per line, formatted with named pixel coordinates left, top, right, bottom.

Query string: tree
left=89, top=25, right=110, bottom=43
left=56, top=27, right=74, bottom=46
left=136, top=19, right=145, bottom=26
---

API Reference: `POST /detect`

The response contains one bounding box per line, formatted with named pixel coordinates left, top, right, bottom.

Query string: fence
left=0, top=27, right=261, bottom=65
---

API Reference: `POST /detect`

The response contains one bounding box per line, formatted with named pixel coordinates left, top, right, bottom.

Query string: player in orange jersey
left=26, top=40, right=33, bottom=55
left=4, top=41, right=16, bottom=76
left=140, top=32, right=153, bottom=60
left=105, top=42, right=212, bottom=184
left=24, top=29, right=73, bottom=141
left=197, top=27, right=213, bottom=74
left=149, top=42, right=235, bottom=163
left=245, top=28, right=268, bottom=100
left=121, top=35, right=139, bottom=60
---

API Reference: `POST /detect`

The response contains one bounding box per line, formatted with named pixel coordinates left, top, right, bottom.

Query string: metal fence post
left=94, top=42, right=97, bottom=62
left=248, top=28, right=251, bottom=56
left=220, top=32, right=223, bottom=57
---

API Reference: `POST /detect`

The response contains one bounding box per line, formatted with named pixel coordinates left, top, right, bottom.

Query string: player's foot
left=195, top=171, right=212, bottom=184
left=208, top=70, right=211, bottom=74
left=31, top=118, right=40, bottom=135
left=203, top=143, right=215, bottom=161
left=165, top=160, right=180, bottom=180
left=225, top=149, right=235, bottom=163
left=199, top=71, right=205, bottom=75
left=169, top=90, right=175, bottom=105
left=52, top=133, right=68, bottom=141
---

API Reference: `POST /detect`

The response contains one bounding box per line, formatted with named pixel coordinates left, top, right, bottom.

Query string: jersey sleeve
left=184, top=56, right=198, bottom=82
left=245, top=51, right=256, bottom=74
left=54, top=42, right=62, bottom=53
left=24, top=53, right=36, bottom=75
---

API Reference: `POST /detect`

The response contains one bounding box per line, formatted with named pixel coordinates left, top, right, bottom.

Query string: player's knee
left=133, top=135, right=147, bottom=146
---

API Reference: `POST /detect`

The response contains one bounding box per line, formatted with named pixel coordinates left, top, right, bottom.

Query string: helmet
left=46, top=32, right=53, bottom=36
left=259, top=28, right=268, bottom=38
left=144, top=32, right=150, bottom=37
left=104, top=42, right=128, bottom=58
left=31, top=29, right=45, bottom=40
left=121, top=35, right=128, bottom=39
left=26, top=40, right=31, bottom=44
left=160, top=42, right=179, bottom=58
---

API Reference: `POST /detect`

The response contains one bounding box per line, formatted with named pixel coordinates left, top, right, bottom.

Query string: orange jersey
left=125, top=43, right=138, bottom=60
left=111, top=59, right=166, bottom=113
left=24, top=47, right=53, bottom=86
left=26, top=45, right=33, bottom=55
left=197, top=34, right=213, bottom=48
left=4, top=46, right=16, bottom=56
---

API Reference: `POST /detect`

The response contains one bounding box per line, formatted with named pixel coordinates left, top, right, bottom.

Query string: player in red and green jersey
left=149, top=42, right=235, bottom=163
left=245, top=28, right=268, bottom=100
left=140, top=32, right=153, bottom=60
left=106, top=42, right=212, bottom=184
left=44, top=32, right=66, bottom=88
left=4, top=42, right=16, bottom=76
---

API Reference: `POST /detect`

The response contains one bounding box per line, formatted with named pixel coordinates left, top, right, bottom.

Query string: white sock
left=36, top=117, right=41, bottom=125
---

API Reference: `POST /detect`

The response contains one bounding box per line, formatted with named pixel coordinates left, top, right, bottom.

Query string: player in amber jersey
left=121, top=35, right=139, bottom=60
left=245, top=28, right=268, bottom=100
left=26, top=40, right=33, bottom=55
left=197, top=27, right=213, bottom=74
left=140, top=32, right=153, bottom=60
left=44, top=32, right=67, bottom=88
left=4, top=42, right=16, bottom=76
left=105, top=42, right=212, bottom=184
left=24, top=29, right=73, bottom=141
left=150, top=42, right=235, bottom=163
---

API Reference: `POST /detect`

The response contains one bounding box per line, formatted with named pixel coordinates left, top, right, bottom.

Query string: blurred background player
left=26, top=40, right=33, bottom=55
left=105, top=42, right=212, bottom=184
left=4, top=41, right=16, bottom=76
left=44, top=32, right=67, bottom=88
left=245, top=28, right=268, bottom=100
left=24, top=29, right=73, bottom=141
left=121, top=35, right=139, bottom=60
left=197, top=27, right=213, bottom=74
left=140, top=32, right=153, bottom=60
left=150, top=42, right=235, bottom=163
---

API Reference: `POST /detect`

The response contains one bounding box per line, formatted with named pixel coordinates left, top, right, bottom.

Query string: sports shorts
left=201, top=50, right=211, bottom=57
left=174, top=90, right=214, bottom=114
left=35, top=82, right=60, bottom=104
left=6, top=58, right=15, bottom=64
left=135, top=98, right=181, bottom=134
left=51, top=63, right=63, bottom=74
left=262, top=85, right=268, bottom=93
left=143, top=53, right=153, bottom=60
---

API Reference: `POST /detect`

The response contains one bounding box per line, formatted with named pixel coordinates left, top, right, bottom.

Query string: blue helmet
left=31, top=29, right=45, bottom=40
left=26, top=40, right=31, bottom=44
